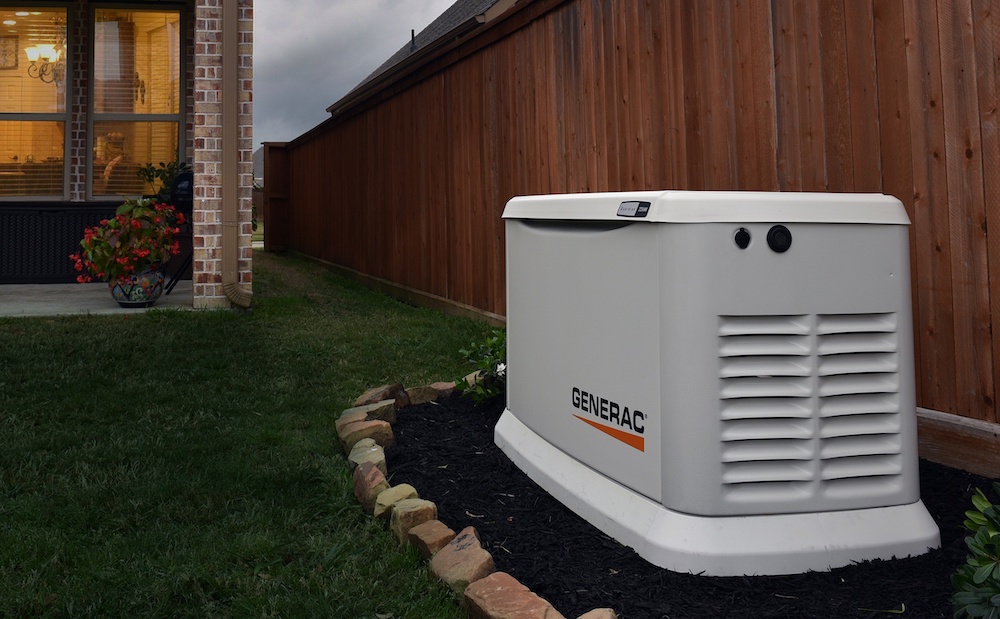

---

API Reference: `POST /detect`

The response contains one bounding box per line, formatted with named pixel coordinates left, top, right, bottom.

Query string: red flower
left=71, top=196, right=185, bottom=283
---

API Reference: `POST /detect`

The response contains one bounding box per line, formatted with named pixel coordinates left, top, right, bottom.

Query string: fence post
left=262, top=142, right=289, bottom=251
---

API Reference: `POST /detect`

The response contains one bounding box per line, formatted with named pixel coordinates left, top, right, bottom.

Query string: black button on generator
left=734, top=227, right=751, bottom=249
left=767, top=225, right=792, bottom=253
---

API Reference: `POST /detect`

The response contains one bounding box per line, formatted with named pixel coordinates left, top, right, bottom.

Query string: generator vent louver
left=718, top=313, right=902, bottom=511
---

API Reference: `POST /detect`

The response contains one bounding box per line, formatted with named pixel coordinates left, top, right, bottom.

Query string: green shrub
left=954, top=482, right=1000, bottom=618
left=454, top=328, right=506, bottom=403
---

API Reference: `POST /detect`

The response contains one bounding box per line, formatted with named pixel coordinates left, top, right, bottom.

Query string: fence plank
left=664, top=0, right=689, bottom=189
left=873, top=0, right=926, bottom=419
left=772, top=0, right=802, bottom=190
left=640, top=0, right=663, bottom=189
left=843, top=1, right=882, bottom=191
left=938, top=0, right=994, bottom=420
left=904, top=0, right=952, bottom=412
left=819, top=0, right=853, bottom=191
left=699, top=1, right=737, bottom=189
left=681, top=2, right=707, bottom=189
left=874, top=0, right=914, bottom=203
left=732, top=0, right=777, bottom=191
left=974, top=0, right=1000, bottom=421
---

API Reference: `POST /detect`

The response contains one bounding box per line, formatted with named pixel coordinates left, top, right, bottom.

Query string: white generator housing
left=496, top=190, right=940, bottom=576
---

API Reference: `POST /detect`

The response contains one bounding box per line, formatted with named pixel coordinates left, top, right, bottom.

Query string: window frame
left=87, top=2, right=186, bottom=201
left=0, top=2, right=72, bottom=201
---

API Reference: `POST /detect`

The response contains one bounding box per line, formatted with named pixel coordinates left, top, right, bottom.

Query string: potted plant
left=69, top=197, right=186, bottom=308
left=136, top=160, right=192, bottom=202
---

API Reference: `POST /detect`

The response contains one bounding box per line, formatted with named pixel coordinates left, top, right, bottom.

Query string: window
left=91, top=8, right=182, bottom=198
left=0, top=5, right=184, bottom=201
left=0, top=7, right=69, bottom=198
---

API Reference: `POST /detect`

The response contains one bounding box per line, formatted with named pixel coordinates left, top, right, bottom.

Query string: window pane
left=0, top=8, right=67, bottom=113
left=0, top=121, right=65, bottom=197
left=95, top=10, right=180, bottom=115
left=93, top=121, right=179, bottom=196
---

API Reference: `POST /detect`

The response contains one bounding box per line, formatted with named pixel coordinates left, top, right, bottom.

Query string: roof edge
left=324, top=0, right=519, bottom=119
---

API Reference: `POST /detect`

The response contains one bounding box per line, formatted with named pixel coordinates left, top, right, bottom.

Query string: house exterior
left=0, top=0, right=253, bottom=309
left=265, top=0, right=1000, bottom=477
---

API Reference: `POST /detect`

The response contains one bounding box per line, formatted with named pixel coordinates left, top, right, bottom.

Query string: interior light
left=35, top=44, right=55, bottom=61
left=23, top=42, right=64, bottom=83
left=2, top=20, right=15, bottom=26
left=15, top=11, right=28, bottom=17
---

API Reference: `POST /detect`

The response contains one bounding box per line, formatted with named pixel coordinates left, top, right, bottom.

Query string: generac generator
left=495, top=190, right=940, bottom=576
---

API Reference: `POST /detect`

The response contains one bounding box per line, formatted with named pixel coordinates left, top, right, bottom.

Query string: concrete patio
left=0, top=280, right=193, bottom=318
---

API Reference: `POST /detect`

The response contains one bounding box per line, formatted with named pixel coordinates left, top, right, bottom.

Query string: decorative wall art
left=0, top=36, right=18, bottom=70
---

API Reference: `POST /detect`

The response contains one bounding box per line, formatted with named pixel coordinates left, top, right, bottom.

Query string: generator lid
left=502, top=191, right=910, bottom=225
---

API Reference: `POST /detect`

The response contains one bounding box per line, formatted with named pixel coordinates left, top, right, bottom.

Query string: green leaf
left=974, top=491, right=992, bottom=514
left=984, top=509, right=1000, bottom=534
left=956, top=591, right=982, bottom=604
left=969, top=537, right=988, bottom=555
left=973, top=562, right=996, bottom=584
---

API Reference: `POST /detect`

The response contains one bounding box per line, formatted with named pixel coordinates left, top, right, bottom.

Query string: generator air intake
left=496, top=190, right=940, bottom=577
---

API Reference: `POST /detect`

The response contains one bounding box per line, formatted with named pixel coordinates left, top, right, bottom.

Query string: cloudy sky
left=253, top=0, right=456, bottom=151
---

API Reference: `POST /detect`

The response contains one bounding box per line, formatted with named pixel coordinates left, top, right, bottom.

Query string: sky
left=253, top=0, right=456, bottom=152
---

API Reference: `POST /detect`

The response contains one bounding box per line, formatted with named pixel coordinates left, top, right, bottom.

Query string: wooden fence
left=265, top=0, right=1000, bottom=472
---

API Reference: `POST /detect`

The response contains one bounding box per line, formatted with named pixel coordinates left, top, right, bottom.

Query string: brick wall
left=192, top=0, right=253, bottom=308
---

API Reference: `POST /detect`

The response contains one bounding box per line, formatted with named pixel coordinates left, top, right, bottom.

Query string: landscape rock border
left=338, top=382, right=619, bottom=619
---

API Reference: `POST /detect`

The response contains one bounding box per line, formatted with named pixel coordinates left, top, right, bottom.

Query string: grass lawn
left=0, top=252, right=494, bottom=618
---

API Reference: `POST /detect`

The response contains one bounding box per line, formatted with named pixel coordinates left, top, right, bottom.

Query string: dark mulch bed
left=384, top=392, right=993, bottom=619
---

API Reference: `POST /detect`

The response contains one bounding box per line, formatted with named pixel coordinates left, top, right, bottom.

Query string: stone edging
left=337, top=381, right=619, bottom=619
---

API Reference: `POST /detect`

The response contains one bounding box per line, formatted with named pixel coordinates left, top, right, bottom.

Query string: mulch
left=384, top=391, right=993, bottom=619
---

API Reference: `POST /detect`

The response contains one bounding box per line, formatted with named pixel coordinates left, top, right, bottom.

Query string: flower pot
left=109, top=266, right=166, bottom=308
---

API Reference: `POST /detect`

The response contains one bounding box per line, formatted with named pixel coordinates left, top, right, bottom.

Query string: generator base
left=495, top=410, right=941, bottom=577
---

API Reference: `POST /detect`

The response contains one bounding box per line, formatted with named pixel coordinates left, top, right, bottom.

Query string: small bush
left=454, top=328, right=506, bottom=403
left=954, top=482, right=1000, bottom=618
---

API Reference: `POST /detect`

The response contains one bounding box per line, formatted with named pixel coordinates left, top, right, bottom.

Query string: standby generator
left=495, top=190, right=940, bottom=576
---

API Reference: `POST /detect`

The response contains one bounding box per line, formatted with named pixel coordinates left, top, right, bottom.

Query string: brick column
left=68, top=3, right=88, bottom=202
left=193, top=0, right=253, bottom=308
